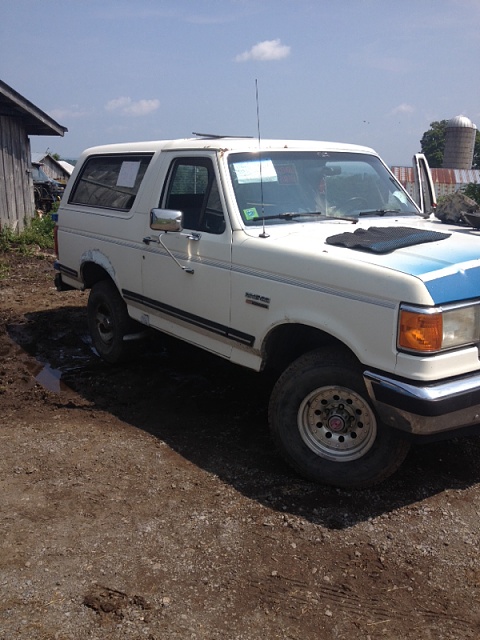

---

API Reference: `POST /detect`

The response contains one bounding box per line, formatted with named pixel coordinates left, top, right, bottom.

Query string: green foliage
left=463, top=183, right=480, bottom=206
left=420, top=120, right=448, bottom=168
left=0, top=260, right=9, bottom=280
left=0, top=206, right=57, bottom=254
left=474, top=135, right=480, bottom=169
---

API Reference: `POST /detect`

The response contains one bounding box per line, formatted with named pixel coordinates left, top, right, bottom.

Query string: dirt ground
left=1, top=251, right=480, bottom=640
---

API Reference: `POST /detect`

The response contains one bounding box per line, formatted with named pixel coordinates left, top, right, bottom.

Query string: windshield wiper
left=250, top=211, right=324, bottom=223
left=279, top=211, right=359, bottom=222
left=319, top=213, right=358, bottom=222
left=278, top=211, right=324, bottom=219
left=357, top=209, right=401, bottom=216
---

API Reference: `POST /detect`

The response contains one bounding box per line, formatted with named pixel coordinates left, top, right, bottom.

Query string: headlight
left=398, top=303, right=480, bottom=353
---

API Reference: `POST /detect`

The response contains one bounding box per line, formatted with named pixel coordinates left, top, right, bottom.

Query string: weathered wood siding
left=0, top=115, right=34, bottom=232
left=40, top=156, right=67, bottom=183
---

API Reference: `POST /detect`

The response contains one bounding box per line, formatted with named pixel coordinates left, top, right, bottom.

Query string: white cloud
left=105, top=96, right=160, bottom=116
left=390, top=103, right=415, bottom=116
left=124, top=99, right=160, bottom=116
left=236, top=39, right=291, bottom=62
left=105, top=97, right=131, bottom=112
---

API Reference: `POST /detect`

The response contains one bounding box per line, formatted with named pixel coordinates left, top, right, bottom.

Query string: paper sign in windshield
left=233, top=159, right=277, bottom=184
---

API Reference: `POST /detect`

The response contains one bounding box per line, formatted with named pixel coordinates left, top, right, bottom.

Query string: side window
left=69, top=154, right=153, bottom=211
left=162, top=158, right=226, bottom=234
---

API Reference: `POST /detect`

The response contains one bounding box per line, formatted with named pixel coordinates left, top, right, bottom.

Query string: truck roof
left=79, top=136, right=377, bottom=157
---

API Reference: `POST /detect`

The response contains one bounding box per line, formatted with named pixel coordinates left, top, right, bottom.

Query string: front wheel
left=87, top=279, right=135, bottom=363
left=268, top=348, right=410, bottom=488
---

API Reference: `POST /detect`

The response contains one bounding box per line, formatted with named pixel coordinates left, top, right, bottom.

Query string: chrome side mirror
left=150, top=208, right=183, bottom=232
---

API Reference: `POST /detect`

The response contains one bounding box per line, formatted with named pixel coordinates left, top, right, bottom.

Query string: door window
left=162, top=158, right=226, bottom=234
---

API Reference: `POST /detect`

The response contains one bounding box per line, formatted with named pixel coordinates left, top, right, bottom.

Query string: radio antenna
left=255, top=79, right=269, bottom=238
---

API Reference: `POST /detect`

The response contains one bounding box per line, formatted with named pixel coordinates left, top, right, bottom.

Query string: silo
left=442, top=115, right=477, bottom=169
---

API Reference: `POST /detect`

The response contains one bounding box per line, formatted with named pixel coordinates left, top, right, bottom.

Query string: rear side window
left=69, top=154, right=153, bottom=210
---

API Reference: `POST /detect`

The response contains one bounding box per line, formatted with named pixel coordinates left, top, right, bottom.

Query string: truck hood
left=244, top=215, right=480, bottom=305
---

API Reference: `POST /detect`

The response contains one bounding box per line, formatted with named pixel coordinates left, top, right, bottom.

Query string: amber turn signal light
left=398, top=310, right=443, bottom=352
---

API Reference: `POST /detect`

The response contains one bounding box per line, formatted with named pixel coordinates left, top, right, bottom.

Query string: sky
left=1, top=0, right=479, bottom=165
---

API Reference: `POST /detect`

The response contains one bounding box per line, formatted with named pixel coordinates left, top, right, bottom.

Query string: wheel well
left=261, top=323, right=354, bottom=375
left=81, top=262, right=113, bottom=290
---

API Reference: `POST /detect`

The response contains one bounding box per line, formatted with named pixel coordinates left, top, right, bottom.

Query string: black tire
left=268, top=347, right=410, bottom=488
left=87, top=279, right=134, bottom=364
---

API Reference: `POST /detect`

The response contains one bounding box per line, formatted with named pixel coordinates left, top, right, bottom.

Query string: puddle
left=7, top=322, right=95, bottom=393
left=25, top=359, right=67, bottom=394
left=7, top=331, right=90, bottom=394
left=34, top=363, right=64, bottom=393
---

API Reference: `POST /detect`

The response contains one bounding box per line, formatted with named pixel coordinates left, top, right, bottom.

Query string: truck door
left=413, top=153, right=436, bottom=215
left=141, top=156, right=233, bottom=357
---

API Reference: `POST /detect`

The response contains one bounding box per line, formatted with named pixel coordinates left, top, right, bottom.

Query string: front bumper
left=364, top=369, right=480, bottom=435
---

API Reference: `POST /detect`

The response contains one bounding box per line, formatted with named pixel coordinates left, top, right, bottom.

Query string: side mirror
left=412, top=154, right=436, bottom=216
left=150, top=208, right=183, bottom=232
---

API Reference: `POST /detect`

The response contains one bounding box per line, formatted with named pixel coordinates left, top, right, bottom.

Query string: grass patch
left=0, top=206, right=57, bottom=254
left=0, top=261, right=9, bottom=280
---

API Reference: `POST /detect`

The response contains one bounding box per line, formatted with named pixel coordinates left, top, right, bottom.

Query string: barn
left=31, top=152, right=74, bottom=187
left=392, top=166, right=480, bottom=199
left=0, top=79, right=67, bottom=232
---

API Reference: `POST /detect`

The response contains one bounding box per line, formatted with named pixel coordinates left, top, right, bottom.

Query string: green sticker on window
left=244, top=207, right=259, bottom=220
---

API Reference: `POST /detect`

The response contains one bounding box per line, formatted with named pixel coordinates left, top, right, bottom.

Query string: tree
left=420, top=120, right=480, bottom=168
left=474, top=135, right=480, bottom=169
left=420, top=120, right=448, bottom=168
left=464, top=183, right=480, bottom=206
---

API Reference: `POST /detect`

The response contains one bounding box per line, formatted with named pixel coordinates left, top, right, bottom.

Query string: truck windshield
left=228, top=151, right=420, bottom=225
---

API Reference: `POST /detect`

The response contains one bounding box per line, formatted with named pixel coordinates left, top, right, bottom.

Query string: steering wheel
left=342, top=197, right=369, bottom=215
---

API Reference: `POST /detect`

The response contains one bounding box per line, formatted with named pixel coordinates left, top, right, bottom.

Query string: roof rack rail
left=192, top=132, right=254, bottom=139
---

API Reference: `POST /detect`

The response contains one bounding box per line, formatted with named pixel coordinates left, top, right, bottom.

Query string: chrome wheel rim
left=298, top=385, right=377, bottom=462
left=95, top=305, right=114, bottom=345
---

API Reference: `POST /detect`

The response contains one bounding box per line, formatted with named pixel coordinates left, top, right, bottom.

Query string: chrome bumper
left=364, top=370, right=480, bottom=435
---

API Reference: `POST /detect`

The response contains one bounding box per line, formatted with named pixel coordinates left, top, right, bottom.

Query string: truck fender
left=80, top=249, right=117, bottom=287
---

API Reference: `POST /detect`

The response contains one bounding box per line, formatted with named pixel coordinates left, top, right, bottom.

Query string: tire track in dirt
left=245, top=572, right=479, bottom=632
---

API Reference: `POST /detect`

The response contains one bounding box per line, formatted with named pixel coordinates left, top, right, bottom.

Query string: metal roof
left=58, top=160, right=74, bottom=175
left=0, top=79, right=67, bottom=136
left=447, top=115, right=477, bottom=130
left=31, top=152, right=74, bottom=175
left=392, top=166, right=480, bottom=185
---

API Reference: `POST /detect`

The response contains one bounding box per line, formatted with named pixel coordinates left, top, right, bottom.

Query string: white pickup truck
left=54, top=136, right=480, bottom=488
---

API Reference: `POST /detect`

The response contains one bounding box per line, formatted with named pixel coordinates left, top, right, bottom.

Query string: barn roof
left=0, top=79, right=67, bottom=136
left=392, top=166, right=480, bottom=185
left=31, top=152, right=74, bottom=175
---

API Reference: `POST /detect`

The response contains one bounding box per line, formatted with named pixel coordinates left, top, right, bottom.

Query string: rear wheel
left=87, top=280, right=135, bottom=363
left=268, top=348, right=410, bottom=488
